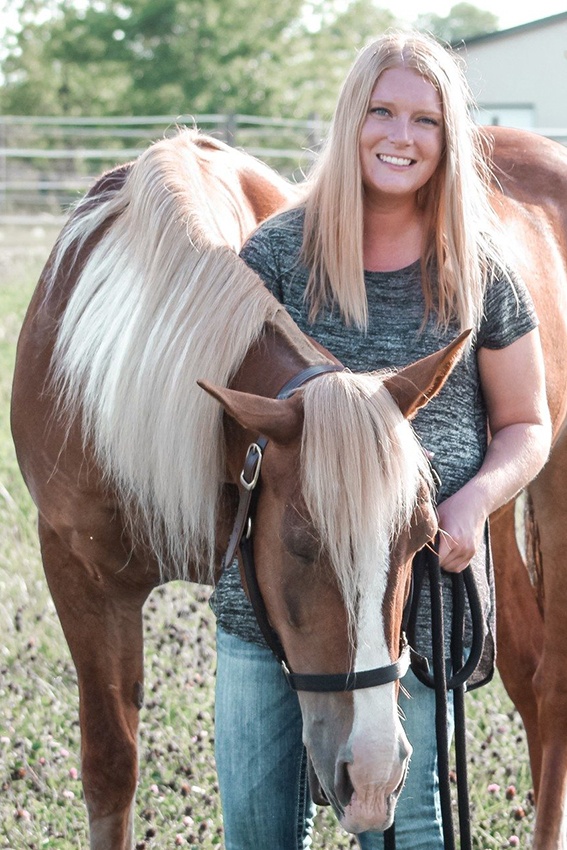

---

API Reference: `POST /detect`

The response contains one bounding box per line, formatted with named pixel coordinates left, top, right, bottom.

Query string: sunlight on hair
left=49, top=131, right=280, bottom=582
left=300, top=370, right=433, bottom=628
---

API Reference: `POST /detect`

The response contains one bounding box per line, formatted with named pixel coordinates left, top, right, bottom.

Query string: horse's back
left=490, top=127, right=567, bottom=434
left=490, top=126, right=567, bottom=204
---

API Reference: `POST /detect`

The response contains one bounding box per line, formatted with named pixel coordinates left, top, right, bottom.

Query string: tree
left=0, top=0, right=395, bottom=119
left=0, top=0, right=306, bottom=116
left=283, top=0, right=395, bottom=119
left=415, top=2, right=499, bottom=43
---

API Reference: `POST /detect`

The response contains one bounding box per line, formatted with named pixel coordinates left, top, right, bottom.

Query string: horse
left=486, top=126, right=567, bottom=850
left=10, top=125, right=567, bottom=850
left=10, top=129, right=463, bottom=850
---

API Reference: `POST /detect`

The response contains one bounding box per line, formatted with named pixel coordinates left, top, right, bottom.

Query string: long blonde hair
left=300, top=30, right=506, bottom=333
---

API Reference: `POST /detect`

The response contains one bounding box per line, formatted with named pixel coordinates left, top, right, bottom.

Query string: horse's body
left=9, top=127, right=567, bottom=850
left=487, top=127, right=567, bottom=850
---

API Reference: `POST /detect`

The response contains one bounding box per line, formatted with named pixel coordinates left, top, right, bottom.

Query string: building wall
left=460, top=16, right=567, bottom=130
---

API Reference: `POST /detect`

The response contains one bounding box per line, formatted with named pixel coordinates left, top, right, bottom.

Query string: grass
left=0, top=224, right=535, bottom=849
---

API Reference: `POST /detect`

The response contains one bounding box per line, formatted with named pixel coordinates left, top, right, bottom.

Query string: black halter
left=222, top=364, right=411, bottom=693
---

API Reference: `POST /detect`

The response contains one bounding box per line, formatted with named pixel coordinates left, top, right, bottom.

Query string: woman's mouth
left=378, top=154, right=414, bottom=166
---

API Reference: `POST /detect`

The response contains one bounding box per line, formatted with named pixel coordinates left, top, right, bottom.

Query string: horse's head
left=200, top=332, right=468, bottom=833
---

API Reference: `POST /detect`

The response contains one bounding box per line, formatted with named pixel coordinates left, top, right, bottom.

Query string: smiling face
left=359, top=66, right=444, bottom=206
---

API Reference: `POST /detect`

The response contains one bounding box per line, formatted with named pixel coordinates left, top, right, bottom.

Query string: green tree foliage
left=1, top=0, right=307, bottom=115
left=415, top=2, right=498, bottom=43
left=288, top=0, right=395, bottom=118
left=0, top=0, right=395, bottom=118
left=0, top=0, right=498, bottom=118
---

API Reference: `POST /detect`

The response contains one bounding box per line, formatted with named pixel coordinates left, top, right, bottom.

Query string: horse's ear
left=197, top=380, right=304, bottom=444
left=384, top=330, right=471, bottom=419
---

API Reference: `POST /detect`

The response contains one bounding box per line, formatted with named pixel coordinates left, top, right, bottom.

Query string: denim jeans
left=215, top=627, right=454, bottom=850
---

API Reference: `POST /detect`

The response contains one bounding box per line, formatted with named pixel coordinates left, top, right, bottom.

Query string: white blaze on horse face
left=340, top=548, right=411, bottom=833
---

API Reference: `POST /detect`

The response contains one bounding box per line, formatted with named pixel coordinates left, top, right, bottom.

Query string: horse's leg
left=528, top=453, right=567, bottom=850
left=492, top=503, right=544, bottom=792
left=38, top=516, right=155, bottom=850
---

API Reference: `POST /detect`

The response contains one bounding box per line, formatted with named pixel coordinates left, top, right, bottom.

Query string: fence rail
left=0, top=113, right=328, bottom=218
left=1, top=114, right=566, bottom=221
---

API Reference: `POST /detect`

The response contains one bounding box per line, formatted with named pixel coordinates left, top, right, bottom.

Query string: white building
left=458, top=11, right=567, bottom=139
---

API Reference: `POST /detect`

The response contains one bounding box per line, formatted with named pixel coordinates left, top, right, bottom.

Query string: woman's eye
left=418, top=116, right=440, bottom=126
left=370, top=106, right=390, bottom=117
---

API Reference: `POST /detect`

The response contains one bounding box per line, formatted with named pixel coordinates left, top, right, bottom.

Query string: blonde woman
left=211, top=31, right=550, bottom=849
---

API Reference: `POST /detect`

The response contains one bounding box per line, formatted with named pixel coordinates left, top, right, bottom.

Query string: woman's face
left=359, top=66, right=444, bottom=205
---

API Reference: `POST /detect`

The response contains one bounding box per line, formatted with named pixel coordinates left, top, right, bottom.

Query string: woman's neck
left=362, top=198, right=426, bottom=272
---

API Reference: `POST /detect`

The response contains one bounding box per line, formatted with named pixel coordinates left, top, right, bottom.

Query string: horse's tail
left=49, top=129, right=279, bottom=582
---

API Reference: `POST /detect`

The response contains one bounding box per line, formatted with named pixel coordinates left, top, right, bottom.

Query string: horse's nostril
left=336, top=761, right=355, bottom=808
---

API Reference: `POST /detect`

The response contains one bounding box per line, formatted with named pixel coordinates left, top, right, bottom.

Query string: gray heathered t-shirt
left=211, top=207, right=538, bottom=688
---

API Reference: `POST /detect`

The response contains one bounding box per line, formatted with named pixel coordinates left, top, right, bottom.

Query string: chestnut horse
left=10, top=126, right=567, bottom=850
left=11, top=130, right=462, bottom=849
left=487, top=126, right=567, bottom=850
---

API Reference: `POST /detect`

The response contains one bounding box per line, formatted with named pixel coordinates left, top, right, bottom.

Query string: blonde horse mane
left=50, top=129, right=281, bottom=581
left=301, top=371, right=433, bottom=628
left=49, top=128, right=431, bottom=599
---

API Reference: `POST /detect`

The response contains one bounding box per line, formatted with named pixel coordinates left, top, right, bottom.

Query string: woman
left=211, top=30, right=551, bottom=850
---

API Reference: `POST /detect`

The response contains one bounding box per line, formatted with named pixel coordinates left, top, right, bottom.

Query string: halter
left=222, top=363, right=411, bottom=693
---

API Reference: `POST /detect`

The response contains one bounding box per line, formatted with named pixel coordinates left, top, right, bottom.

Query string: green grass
left=0, top=225, right=535, bottom=849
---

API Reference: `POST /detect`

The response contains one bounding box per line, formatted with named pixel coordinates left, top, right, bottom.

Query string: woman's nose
left=388, top=118, right=412, bottom=145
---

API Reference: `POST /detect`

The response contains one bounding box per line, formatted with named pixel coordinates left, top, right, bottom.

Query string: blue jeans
left=215, top=627, right=454, bottom=850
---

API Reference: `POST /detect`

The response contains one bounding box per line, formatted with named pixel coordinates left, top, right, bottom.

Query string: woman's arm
left=436, top=327, right=551, bottom=572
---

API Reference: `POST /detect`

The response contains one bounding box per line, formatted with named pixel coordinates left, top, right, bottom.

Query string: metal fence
left=0, top=114, right=328, bottom=221
left=1, top=114, right=566, bottom=223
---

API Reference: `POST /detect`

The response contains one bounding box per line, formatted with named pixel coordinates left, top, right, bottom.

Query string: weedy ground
left=0, top=225, right=535, bottom=849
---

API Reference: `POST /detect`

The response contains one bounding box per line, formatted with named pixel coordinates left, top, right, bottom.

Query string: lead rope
left=384, top=539, right=484, bottom=850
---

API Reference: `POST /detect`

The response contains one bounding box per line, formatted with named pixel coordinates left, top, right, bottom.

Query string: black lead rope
left=385, top=541, right=484, bottom=850
left=451, top=571, right=472, bottom=850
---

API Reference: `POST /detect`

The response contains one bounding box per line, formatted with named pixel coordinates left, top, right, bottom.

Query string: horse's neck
left=238, top=166, right=298, bottom=225
left=218, top=308, right=334, bottom=494
left=232, top=308, right=336, bottom=398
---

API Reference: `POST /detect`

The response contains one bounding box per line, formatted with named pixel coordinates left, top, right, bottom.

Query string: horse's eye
left=282, top=510, right=321, bottom=566
left=283, top=526, right=321, bottom=566
left=285, top=531, right=320, bottom=566
left=287, top=545, right=317, bottom=566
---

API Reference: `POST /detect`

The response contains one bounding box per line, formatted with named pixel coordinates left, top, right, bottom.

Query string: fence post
left=0, top=119, right=6, bottom=213
left=306, top=113, right=324, bottom=155
left=224, top=114, right=237, bottom=146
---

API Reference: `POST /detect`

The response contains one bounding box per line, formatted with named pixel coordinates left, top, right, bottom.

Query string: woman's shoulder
left=240, top=206, right=305, bottom=269
left=239, top=206, right=306, bottom=295
left=478, top=267, right=538, bottom=349
left=249, top=205, right=305, bottom=242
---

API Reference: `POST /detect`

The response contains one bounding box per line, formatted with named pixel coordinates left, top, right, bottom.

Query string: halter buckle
left=240, top=443, right=263, bottom=491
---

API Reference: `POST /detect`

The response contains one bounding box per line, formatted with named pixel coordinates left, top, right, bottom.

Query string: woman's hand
left=436, top=484, right=488, bottom=572
left=437, top=328, right=551, bottom=573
